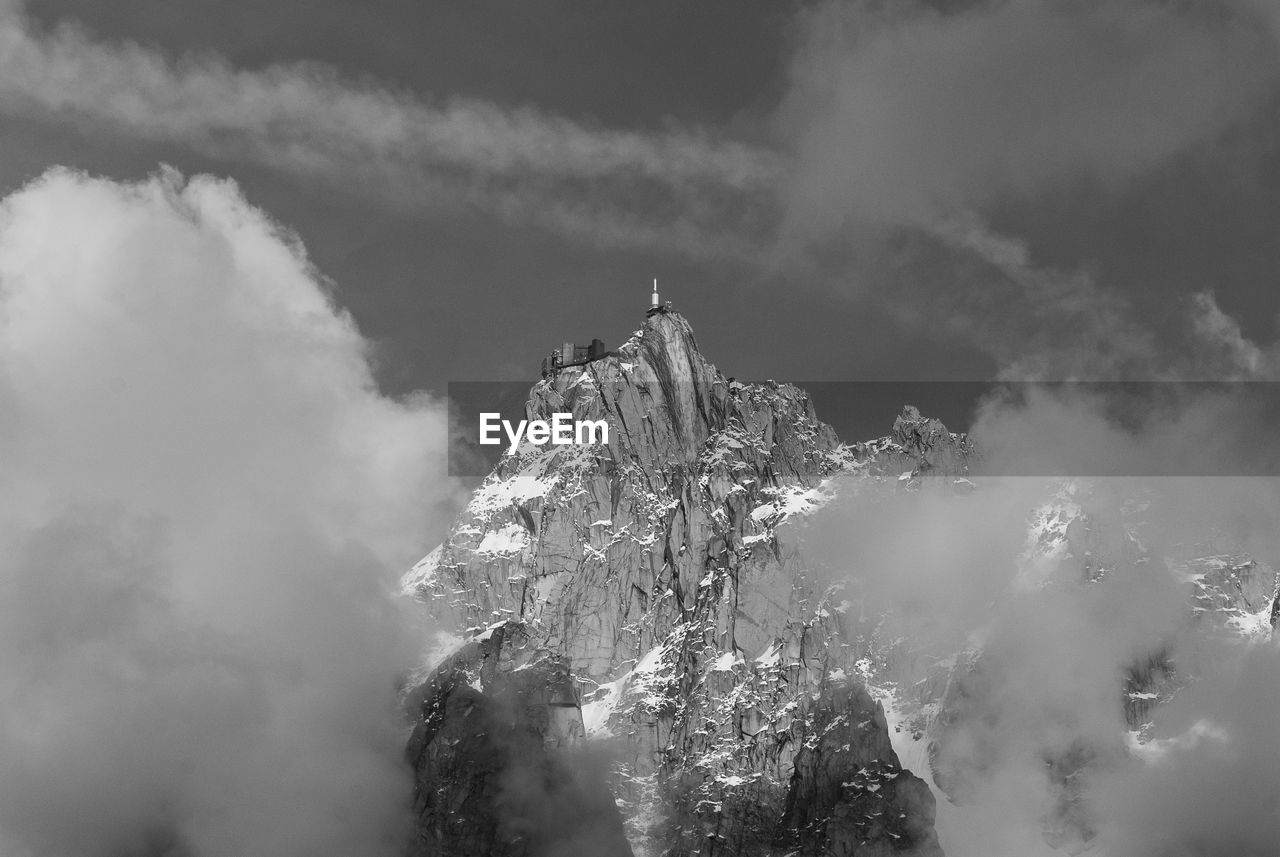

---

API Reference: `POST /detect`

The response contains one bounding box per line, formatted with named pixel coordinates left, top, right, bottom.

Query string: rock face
left=401, top=311, right=1280, bottom=854
left=405, top=621, right=634, bottom=857
left=404, top=311, right=959, bottom=856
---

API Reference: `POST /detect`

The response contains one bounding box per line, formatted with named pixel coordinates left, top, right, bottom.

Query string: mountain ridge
left=404, top=310, right=964, bottom=856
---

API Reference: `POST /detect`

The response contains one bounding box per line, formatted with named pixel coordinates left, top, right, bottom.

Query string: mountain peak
left=404, top=311, right=951, bottom=856
left=630, top=306, right=700, bottom=354
left=528, top=308, right=728, bottom=467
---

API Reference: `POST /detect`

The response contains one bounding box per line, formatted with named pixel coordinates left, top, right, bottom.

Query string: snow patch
left=399, top=543, right=443, bottom=593
left=1226, top=604, right=1274, bottom=638
left=709, top=651, right=741, bottom=672
left=473, top=619, right=509, bottom=642
left=754, top=641, right=782, bottom=668
left=582, top=677, right=627, bottom=738
left=749, top=482, right=832, bottom=524
left=476, top=523, right=529, bottom=555
left=581, top=642, right=673, bottom=738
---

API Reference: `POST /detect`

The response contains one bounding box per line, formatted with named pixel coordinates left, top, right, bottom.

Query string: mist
left=0, top=168, right=457, bottom=857
left=806, top=385, right=1280, bottom=856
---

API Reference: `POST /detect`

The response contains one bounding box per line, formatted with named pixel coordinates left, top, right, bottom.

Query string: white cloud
left=810, top=401, right=1280, bottom=855
left=0, top=166, right=457, bottom=857
left=779, top=0, right=1280, bottom=235
left=0, top=0, right=779, bottom=259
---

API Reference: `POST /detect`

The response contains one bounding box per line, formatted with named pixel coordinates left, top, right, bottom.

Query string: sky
left=7, top=0, right=1280, bottom=394
left=3, top=4, right=1280, bottom=855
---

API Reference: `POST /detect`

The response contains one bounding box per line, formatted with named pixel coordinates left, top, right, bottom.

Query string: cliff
left=403, top=311, right=964, bottom=856
left=403, top=310, right=1280, bottom=854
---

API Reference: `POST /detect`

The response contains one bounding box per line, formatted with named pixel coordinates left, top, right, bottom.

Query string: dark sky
left=4, top=0, right=1280, bottom=396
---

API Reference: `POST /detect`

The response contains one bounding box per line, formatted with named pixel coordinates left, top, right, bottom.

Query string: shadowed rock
left=405, top=621, right=634, bottom=857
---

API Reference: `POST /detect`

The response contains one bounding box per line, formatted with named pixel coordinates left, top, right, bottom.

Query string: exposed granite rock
left=886, top=406, right=973, bottom=478
left=403, top=308, right=1280, bottom=855
left=405, top=620, right=633, bottom=857
left=774, top=684, right=940, bottom=857
left=405, top=311, right=957, bottom=856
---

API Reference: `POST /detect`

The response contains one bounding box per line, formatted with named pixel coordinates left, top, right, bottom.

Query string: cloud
left=923, top=215, right=1164, bottom=379
left=5, top=0, right=1274, bottom=310
left=826, top=209, right=1280, bottom=380
left=0, top=167, right=458, bottom=857
left=1092, top=641, right=1280, bottom=857
left=806, top=386, right=1280, bottom=856
left=0, top=0, right=781, bottom=260
left=778, top=0, right=1280, bottom=235
left=760, top=1, right=1280, bottom=380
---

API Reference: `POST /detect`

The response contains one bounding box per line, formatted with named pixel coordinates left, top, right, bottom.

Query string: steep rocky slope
left=404, top=621, right=633, bottom=857
left=403, top=310, right=965, bottom=856
left=402, top=309, right=1280, bottom=855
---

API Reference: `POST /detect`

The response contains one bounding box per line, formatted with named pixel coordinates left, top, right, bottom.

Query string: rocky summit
left=400, top=310, right=1280, bottom=855
left=403, top=310, right=967, bottom=856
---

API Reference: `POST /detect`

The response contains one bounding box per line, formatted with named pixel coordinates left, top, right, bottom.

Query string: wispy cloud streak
left=5, top=0, right=1280, bottom=373
left=0, top=0, right=782, bottom=258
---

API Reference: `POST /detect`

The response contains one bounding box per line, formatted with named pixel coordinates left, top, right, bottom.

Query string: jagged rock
left=404, top=310, right=1280, bottom=855
left=405, top=311, right=953, bottom=856
left=889, top=406, right=971, bottom=477
left=775, top=684, right=940, bottom=857
left=405, top=620, right=634, bottom=857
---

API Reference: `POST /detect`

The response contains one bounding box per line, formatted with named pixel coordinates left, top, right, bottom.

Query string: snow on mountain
left=400, top=308, right=1279, bottom=856
left=401, top=310, right=962, bottom=856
